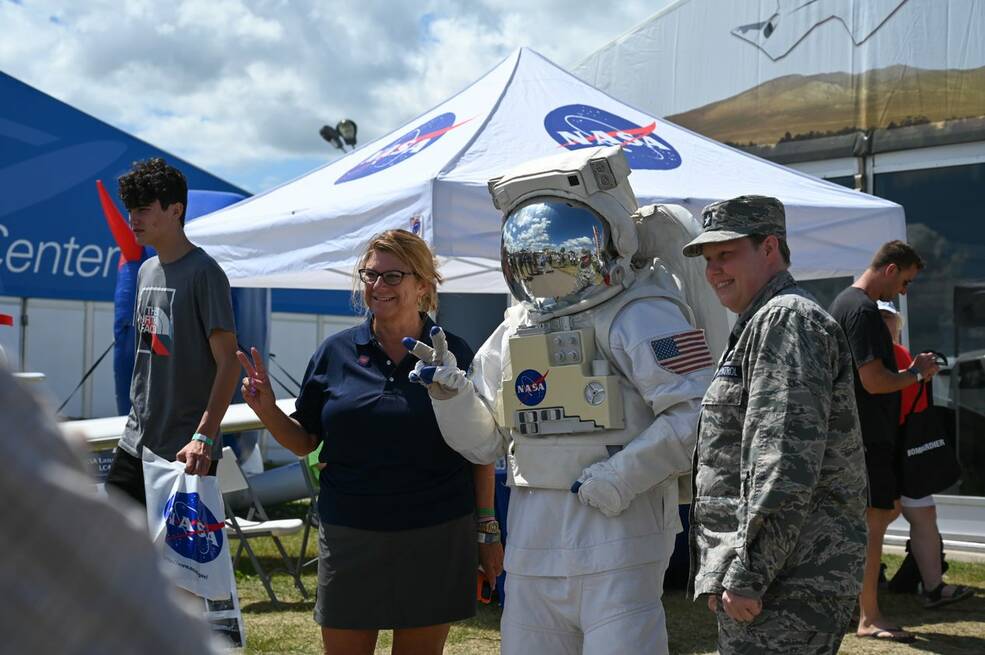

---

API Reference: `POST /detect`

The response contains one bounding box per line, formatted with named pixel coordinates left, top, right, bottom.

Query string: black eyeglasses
left=358, top=268, right=415, bottom=286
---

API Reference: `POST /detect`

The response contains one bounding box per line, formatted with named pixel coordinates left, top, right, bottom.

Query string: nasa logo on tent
left=544, top=104, right=682, bottom=171
left=515, top=369, right=549, bottom=406
left=336, top=113, right=468, bottom=184
left=163, top=491, right=225, bottom=563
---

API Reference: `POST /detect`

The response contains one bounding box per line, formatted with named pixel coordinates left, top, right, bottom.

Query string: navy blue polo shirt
left=291, top=314, right=475, bottom=531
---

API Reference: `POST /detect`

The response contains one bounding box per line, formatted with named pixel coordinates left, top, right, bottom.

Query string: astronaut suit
left=406, top=145, right=724, bottom=654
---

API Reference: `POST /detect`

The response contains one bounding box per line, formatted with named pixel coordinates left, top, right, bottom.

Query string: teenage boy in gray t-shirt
left=104, top=158, right=240, bottom=506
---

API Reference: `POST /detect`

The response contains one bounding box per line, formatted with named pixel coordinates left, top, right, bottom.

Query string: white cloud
left=0, top=0, right=666, bottom=192
left=559, top=236, right=594, bottom=251
left=504, top=208, right=551, bottom=251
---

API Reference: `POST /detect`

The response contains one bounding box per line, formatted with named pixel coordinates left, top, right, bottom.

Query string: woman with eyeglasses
left=237, top=229, right=503, bottom=655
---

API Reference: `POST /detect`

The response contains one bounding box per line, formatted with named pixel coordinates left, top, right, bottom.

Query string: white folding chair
left=296, top=452, right=321, bottom=573
left=217, top=447, right=309, bottom=605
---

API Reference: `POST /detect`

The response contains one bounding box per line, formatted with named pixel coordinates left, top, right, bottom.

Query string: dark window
left=437, top=293, right=508, bottom=352
left=873, top=162, right=985, bottom=358
left=798, top=276, right=854, bottom=311
left=825, top=175, right=855, bottom=189
left=874, top=161, right=985, bottom=496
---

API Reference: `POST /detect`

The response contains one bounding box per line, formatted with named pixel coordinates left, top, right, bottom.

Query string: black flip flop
left=857, top=627, right=917, bottom=643
left=923, top=583, right=974, bottom=608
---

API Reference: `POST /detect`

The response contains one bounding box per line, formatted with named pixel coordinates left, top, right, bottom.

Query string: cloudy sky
left=1, top=0, right=671, bottom=193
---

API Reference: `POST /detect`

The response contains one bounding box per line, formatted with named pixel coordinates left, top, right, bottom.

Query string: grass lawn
left=232, top=501, right=985, bottom=654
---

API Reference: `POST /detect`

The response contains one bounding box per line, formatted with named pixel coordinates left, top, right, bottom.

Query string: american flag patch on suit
left=650, top=330, right=713, bottom=374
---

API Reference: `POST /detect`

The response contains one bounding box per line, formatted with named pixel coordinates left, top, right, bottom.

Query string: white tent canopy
left=187, top=48, right=904, bottom=293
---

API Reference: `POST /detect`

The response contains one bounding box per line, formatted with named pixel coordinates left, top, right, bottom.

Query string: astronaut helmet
left=490, top=146, right=640, bottom=315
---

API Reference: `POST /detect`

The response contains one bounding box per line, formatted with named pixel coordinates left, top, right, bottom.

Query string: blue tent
left=0, top=72, right=366, bottom=430
left=0, top=71, right=356, bottom=317
left=0, top=72, right=249, bottom=300
left=0, top=73, right=350, bottom=418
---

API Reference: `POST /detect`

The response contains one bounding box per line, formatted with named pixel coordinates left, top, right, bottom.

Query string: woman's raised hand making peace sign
left=237, top=346, right=276, bottom=415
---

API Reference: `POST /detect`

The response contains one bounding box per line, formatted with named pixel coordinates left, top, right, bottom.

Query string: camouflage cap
left=682, top=195, right=786, bottom=257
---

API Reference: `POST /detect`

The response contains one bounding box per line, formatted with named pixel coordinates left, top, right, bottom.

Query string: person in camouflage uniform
left=682, top=196, right=868, bottom=654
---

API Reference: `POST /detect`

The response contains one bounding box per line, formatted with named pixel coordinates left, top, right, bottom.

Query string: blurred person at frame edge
left=0, top=366, right=222, bottom=655
left=878, top=301, right=972, bottom=609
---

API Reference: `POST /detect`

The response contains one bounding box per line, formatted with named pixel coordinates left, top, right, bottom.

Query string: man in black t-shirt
left=830, top=240, right=939, bottom=643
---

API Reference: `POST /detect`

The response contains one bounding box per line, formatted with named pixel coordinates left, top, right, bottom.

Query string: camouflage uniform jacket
left=688, top=271, right=867, bottom=622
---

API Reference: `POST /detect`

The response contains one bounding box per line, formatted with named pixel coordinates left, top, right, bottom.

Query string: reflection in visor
left=501, top=200, right=611, bottom=308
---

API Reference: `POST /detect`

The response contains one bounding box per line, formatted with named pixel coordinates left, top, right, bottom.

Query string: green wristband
left=478, top=507, right=496, bottom=518
left=192, top=432, right=215, bottom=447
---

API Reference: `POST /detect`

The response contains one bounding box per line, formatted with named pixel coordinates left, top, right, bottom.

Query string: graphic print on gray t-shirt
left=120, top=248, right=235, bottom=462
left=137, top=287, right=176, bottom=356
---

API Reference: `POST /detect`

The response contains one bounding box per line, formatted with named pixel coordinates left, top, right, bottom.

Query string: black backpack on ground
left=887, top=537, right=949, bottom=594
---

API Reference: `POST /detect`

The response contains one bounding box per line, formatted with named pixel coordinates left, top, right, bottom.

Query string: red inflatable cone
left=96, top=179, right=143, bottom=265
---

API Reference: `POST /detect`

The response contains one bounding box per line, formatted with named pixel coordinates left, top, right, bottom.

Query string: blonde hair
left=352, top=229, right=442, bottom=314
left=880, top=309, right=903, bottom=345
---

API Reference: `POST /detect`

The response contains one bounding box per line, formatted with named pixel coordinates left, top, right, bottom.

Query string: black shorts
left=863, top=443, right=901, bottom=510
left=105, top=448, right=218, bottom=506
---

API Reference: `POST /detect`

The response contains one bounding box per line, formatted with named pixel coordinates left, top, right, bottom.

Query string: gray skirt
left=313, top=513, right=477, bottom=630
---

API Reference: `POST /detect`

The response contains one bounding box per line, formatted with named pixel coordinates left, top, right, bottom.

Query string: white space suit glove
left=403, top=326, right=468, bottom=400
left=571, top=460, right=634, bottom=517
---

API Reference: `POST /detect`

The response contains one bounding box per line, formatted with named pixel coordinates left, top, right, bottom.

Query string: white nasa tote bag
left=142, top=449, right=234, bottom=600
